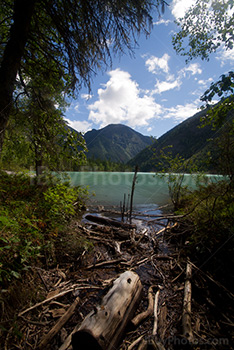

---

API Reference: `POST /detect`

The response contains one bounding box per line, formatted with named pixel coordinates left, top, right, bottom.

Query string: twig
left=38, top=297, right=80, bottom=349
left=18, top=288, right=76, bottom=317
left=127, top=335, right=144, bottom=350
left=86, top=258, right=125, bottom=269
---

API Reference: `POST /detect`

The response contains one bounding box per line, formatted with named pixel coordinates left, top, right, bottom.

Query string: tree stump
left=72, top=271, right=143, bottom=350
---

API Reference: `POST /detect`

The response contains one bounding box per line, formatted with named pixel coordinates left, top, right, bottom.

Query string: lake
left=63, top=172, right=222, bottom=208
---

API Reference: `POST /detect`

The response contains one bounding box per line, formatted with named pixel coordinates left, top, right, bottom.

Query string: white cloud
left=154, top=78, right=182, bottom=94
left=198, top=77, right=213, bottom=86
left=153, top=19, right=171, bottom=26
left=216, top=46, right=234, bottom=66
left=182, top=63, right=202, bottom=75
left=81, top=93, right=93, bottom=100
left=145, top=54, right=170, bottom=74
left=146, top=57, right=202, bottom=95
left=171, top=0, right=196, bottom=19
left=64, top=118, right=92, bottom=133
left=74, top=104, right=79, bottom=112
left=88, top=69, right=162, bottom=128
left=163, top=99, right=201, bottom=121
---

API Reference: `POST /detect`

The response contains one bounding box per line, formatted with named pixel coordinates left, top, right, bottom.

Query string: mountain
left=83, top=124, right=152, bottom=163
left=128, top=107, right=231, bottom=172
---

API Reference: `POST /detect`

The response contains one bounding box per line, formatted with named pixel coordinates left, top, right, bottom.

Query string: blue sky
left=64, top=0, right=234, bottom=138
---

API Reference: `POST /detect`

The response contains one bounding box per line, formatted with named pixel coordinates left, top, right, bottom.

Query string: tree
left=1, top=59, right=87, bottom=174
left=0, top=0, right=166, bottom=153
left=172, top=0, right=234, bottom=174
left=172, top=0, right=234, bottom=62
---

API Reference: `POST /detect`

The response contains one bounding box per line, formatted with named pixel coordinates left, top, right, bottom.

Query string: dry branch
left=152, top=289, right=160, bottom=336
left=85, top=214, right=136, bottom=229
left=131, top=286, right=154, bottom=327
left=37, top=297, right=80, bottom=349
left=86, top=258, right=125, bottom=270
left=18, top=288, right=76, bottom=317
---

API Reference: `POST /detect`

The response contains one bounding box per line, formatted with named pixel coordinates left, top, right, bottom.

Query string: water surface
left=64, top=172, right=222, bottom=207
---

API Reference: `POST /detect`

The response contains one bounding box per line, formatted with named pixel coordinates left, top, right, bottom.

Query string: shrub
left=0, top=171, right=88, bottom=285
left=178, top=179, right=234, bottom=288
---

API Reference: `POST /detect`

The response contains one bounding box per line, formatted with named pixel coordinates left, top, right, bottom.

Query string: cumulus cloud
left=88, top=69, right=162, bottom=129
left=171, top=0, right=195, bottom=19
left=64, top=118, right=92, bottom=133
left=146, top=56, right=202, bottom=95
left=154, top=78, right=182, bottom=94
left=182, top=63, right=202, bottom=76
left=163, top=99, right=201, bottom=121
left=145, top=53, right=170, bottom=74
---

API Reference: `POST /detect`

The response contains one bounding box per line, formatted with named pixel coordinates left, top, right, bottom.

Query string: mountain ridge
left=83, top=124, right=152, bottom=163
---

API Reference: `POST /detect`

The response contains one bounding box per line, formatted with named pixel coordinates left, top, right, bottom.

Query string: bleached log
left=72, top=271, right=143, bottom=350
left=182, top=261, right=193, bottom=342
left=152, top=289, right=160, bottom=336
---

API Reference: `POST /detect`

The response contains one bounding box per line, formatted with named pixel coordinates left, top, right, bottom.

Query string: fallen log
left=182, top=260, right=193, bottom=343
left=85, top=214, right=136, bottom=230
left=72, top=271, right=143, bottom=350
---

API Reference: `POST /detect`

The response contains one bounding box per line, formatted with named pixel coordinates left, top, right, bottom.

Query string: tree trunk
left=0, top=0, right=35, bottom=153
left=72, top=271, right=143, bottom=350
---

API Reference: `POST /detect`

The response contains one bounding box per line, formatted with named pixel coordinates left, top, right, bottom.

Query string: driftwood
left=131, top=286, right=154, bottom=327
left=72, top=271, right=143, bottom=350
left=85, top=214, right=136, bottom=230
left=152, top=289, right=160, bottom=336
left=38, top=297, right=80, bottom=349
left=182, top=260, right=193, bottom=342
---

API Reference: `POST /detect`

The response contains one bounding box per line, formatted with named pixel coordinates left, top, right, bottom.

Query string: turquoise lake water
left=62, top=172, right=223, bottom=208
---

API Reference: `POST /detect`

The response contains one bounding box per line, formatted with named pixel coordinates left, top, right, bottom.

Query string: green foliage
left=156, top=146, right=203, bottom=210
left=172, top=0, right=234, bottom=61
left=178, top=179, right=234, bottom=287
left=0, top=171, right=88, bottom=285
left=201, top=73, right=234, bottom=106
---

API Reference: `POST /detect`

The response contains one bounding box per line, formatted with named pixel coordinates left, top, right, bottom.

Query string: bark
left=0, top=0, right=35, bottom=153
left=72, top=271, right=143, bottom=350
